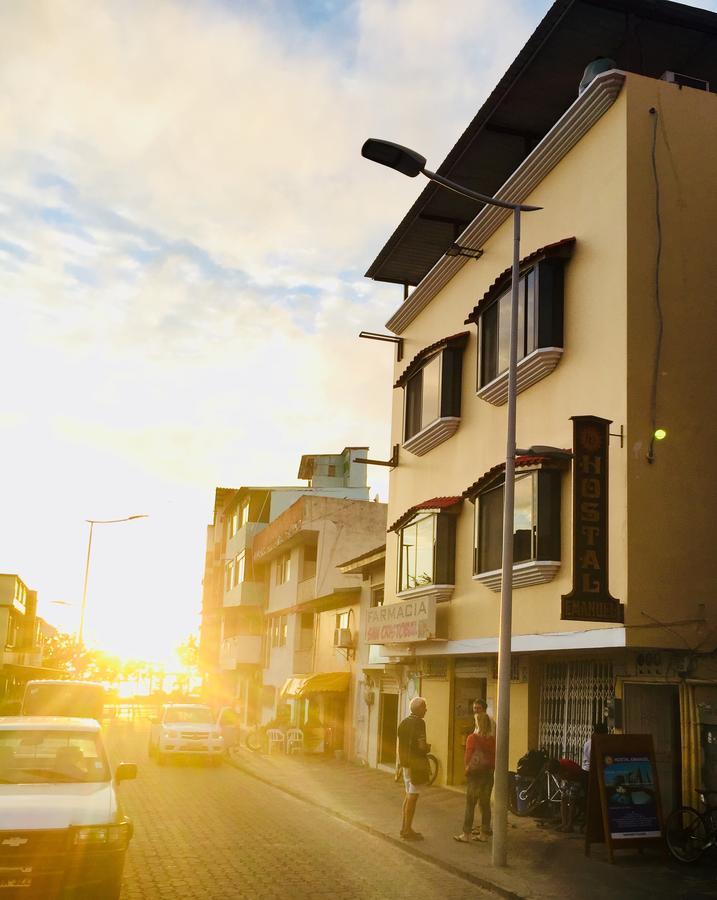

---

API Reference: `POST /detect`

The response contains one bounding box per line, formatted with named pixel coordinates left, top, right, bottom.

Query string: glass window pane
left=497, top=292, right=511, bottom=376
left=478, top=484, right=504, bottom=572
left=420, top=355, right=441, bottom=429
left=404, top=372, right=423, bottom=440
left=526, top=269, right=536, bottom=355
left=481, top=303, right=498, bottom=385
left=513, top=473, right=536, bottom=562
left=399, top=514, right=436, bottom=590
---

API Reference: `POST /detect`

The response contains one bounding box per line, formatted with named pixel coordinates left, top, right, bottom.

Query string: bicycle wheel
left=515, top=778, right=545, bottom=816
left=426, top=753, right=439, bottom=785
left=666, top=806, right=708, bottom=863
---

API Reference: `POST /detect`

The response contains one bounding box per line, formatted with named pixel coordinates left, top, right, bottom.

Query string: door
left=623, top=683, right=681, bottom=814
left=378, top=692, right=398, bottom=766
left=451, top=676, right=486, bottom=785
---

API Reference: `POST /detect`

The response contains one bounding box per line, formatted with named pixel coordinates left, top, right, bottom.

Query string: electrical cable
left=647, top=108, right=664, bottom=463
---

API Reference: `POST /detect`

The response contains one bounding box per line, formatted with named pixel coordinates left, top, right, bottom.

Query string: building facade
left=199, top=447, right=373, bottom=727
left=361, top=0, right=717, bottom=805
left=0, top=573, right=58, bottom=702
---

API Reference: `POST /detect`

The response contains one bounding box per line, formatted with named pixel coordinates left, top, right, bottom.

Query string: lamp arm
left=423, top=168, right=542, bottom=213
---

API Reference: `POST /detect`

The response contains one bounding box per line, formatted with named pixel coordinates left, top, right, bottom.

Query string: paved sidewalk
left=227, top=748, right=717, bottom=900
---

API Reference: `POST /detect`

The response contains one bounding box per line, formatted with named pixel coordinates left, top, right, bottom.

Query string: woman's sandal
left=453, top=834, right=471, bottom=843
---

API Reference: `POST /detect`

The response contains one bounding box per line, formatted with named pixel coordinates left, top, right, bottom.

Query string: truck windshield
left=0, top=730, right=110, bottom=784
left=164, top=707, right=214, bottom=724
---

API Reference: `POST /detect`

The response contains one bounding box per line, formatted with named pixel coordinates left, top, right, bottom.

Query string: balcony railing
left=219, top=635, right=263, bottom=669
left=223, top=580, right=264, bottom=607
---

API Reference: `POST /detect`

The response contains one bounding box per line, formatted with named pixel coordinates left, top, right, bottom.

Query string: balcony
left=219, top=635, right=263, bottom=669
left=224, top=580, right=264, bottom=607
left=297, top=576, right=316, bottom=604
left=1, top=647, right=43, bottom=667
left=226, top=521, right=266, bottom=555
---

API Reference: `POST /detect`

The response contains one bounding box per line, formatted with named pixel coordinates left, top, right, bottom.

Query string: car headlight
left=72, top=822, right=132, bottom=849
left=163, top=730, right=179, bottom=739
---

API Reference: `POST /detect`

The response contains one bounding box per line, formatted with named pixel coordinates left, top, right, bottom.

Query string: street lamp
left=78, top=515, right=148, bottom=647
left=362, top=139, right=541, bottom=867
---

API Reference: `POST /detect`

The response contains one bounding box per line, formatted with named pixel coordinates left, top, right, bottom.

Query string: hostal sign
left=365, top=596, right=437, bottom=645
left=561, top=415, right=624, bottom=623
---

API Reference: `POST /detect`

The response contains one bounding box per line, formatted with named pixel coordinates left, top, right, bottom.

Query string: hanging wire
left=647, top=107, right=664, bottom=464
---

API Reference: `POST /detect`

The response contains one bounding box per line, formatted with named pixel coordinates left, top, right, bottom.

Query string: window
left=397, top=511, right=456, bottom=595
left=335, top=611, right=350, bottom=631
left=225, top=558, right=235, bottom=592
left=472, top=469, right=561, bottom=589
left=395, top=333, right=468, bottom=456
left=480, top=269, right=539, bottom=386
left=405, top=353, right=441, bottom=441
left=271, top=614, right=288, bottom=648
left=468, top=240, right=573, bottom=404
left=235, top=551, right=245, bottom=586
left=370, top=587, right=384, bottom=608
left=239, top=499, right=250, bottom=528
left=276, top=552, right=291, bottom=585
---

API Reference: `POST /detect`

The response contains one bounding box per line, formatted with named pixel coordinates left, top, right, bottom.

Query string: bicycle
left=666, top=789, right=717, bottom=863
left=512, top=758, right=564, bottom=818
left=394, top=753, right=440, bottom=786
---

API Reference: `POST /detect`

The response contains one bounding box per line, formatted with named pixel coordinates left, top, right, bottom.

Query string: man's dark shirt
left=397, top=714, right=426, bottom=767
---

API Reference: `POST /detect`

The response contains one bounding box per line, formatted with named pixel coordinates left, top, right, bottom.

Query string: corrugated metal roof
left=388, top=496, right=463, bottom=533
left=393, top=332, right=469, bottom=388
left=365, top=0, right=717, bottom=287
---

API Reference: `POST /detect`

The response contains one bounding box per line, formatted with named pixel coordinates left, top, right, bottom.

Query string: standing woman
left=454, top=713, right=495, bottom=843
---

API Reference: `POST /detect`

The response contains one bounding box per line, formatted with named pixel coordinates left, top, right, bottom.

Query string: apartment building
left=0, top=573, right=57, bottom=700
left=199, top=447, right=371, bottom=722
left=251, top=496, right=387, bottom=759
left=361, top=0, right=717, bottom=806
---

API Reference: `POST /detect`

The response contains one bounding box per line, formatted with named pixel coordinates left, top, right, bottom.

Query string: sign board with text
left=364, top=596, right=436, bottom=645
left=585, top=733, right=664, bottom=863
left=562, top=415, right=624, bottom=623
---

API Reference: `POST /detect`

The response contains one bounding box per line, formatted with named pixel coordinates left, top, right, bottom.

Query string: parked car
left=148, top=704, right=224, bottom=765
left=0, top=716, right=136, bottom=899
left=21, top=680, right=106, bottom=721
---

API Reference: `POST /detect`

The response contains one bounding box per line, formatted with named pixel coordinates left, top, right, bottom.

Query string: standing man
left=397, top=696, right=429, bottom=841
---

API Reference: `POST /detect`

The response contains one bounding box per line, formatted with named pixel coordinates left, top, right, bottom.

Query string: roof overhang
left=366, top=0, right=717, bottom=289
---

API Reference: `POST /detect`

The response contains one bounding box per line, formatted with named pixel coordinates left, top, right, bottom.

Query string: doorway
left=378, top=692, right=398, bottom=766
left=451, top=675, right=486, bottom=785
left=623, top=682, right=681, bottom=814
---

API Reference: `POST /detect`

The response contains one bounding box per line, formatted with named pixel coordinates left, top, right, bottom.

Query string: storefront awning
left=281, top=672, right=351, bottom=698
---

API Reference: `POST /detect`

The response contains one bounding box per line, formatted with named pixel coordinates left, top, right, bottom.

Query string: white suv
left=148, top=704, right=223, bottom=765
left=0, top=716, right=136, bottom=899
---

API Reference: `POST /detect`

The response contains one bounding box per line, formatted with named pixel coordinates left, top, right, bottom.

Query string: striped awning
left=280, top=672, right=351, bottom=698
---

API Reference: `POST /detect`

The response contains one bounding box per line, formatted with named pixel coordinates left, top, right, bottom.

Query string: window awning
left=281, top=672, right=351, bottom=698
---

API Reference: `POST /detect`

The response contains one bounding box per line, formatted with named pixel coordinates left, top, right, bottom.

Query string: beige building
left=199, top=447, right=373, bottom=725
left=362, top=0, right=717, bottom=810
left=252, top=496, right=387, bottom=759
left=0, top=573, right=57, bottom=701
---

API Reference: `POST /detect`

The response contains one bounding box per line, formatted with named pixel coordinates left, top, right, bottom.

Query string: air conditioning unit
left=660, top=70, right=709, bottom=92
left=333, top=628, right=353, bottom=649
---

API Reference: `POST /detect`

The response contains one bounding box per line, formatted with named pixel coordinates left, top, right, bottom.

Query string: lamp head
left=361, top=139, right=426, bottom=177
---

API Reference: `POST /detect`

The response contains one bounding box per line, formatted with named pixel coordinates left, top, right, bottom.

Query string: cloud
left=0, top=0, right=541, bottom=657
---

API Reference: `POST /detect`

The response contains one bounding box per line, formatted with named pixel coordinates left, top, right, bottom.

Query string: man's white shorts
left=402, top=766, right=420, bottom=795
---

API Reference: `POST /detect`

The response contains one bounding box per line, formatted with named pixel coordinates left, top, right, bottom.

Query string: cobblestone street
left=108, top=721, right=486, bottom=900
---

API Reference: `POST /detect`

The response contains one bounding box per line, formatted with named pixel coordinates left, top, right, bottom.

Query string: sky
left=2, top=0, right=716, bottom=664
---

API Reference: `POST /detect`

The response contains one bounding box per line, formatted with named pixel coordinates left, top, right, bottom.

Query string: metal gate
left=538, top=660, right=613, bottom=761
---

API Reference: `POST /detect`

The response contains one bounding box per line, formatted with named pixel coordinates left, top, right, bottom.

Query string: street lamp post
left=78, top=515, right=148, bottom=647
left=362, top=139, right=541, bottom=867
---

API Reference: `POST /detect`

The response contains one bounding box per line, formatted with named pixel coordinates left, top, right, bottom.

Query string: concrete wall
left=624, top=75, right=717, bottom=649
left=384, top=84, right=629, bottom=642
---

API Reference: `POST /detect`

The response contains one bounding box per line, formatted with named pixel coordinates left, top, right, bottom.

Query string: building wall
left=384, top=84, right=629, bottom=643
left=624, top=75, right=717, bottom=648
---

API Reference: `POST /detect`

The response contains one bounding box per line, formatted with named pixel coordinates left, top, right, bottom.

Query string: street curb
left=226, top=752, right=527, bottom=900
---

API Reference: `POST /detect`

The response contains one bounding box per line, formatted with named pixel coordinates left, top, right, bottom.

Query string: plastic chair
left=266, top=729, right=285, bottom=755
left=285, top=728, right=304, bottom=755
